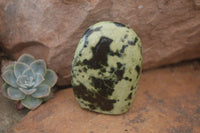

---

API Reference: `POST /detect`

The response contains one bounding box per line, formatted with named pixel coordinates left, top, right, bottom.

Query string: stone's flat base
left=10, top=61, right=200, bottom=133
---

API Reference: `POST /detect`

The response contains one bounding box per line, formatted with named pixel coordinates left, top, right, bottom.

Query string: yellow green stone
left=71, top=21, right=142, bottom=115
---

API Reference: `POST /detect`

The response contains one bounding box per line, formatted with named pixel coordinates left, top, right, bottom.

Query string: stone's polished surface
left=10, top=61, right=200, bottom=133
left=71, top=21, right=142, bottom=114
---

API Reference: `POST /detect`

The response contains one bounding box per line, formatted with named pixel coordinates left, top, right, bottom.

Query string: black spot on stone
left=127, top=93, right=132, bottom=99
left=101, top=68, right=106, bottom=73
left=84, top=28, right=93, bottom=38
left=117, top=62, right=123, bottom=69
left=83, top=67, right=87, bottom=72
left=121, top=39, right=125, bottom=42
left=98, top=72, right=104, bottom=76
left=73, top=83, right=116, bottom=111
left=110, top=67, right=115, bottom=73
left=79, top=70, right=82, bottom=72
left=91, top=77, right=114, bottom=97
left=135, top=65, right=141, bottom=78
left=128, top=102, right=131, bottom=106
left=74, top=61, right=83, bottom=67
left=84, top=26, right=102, bottom=39
left=124, top=77, right=129, bottom=80
left=120, top=44, right=128, bottom=53
left=115, top=66, right=125, bottom=81
left=83, top=59, right=88, bottom=64
left=124, top=34, right=128, bottom=39
left=89, top=104, right=96, bottom=110
left=110, top=50, right=121, bottom=57
left=128, top=37, right=138, bottom=45
left=131, top=87, right=134, bottom=90
left=94, top=26, right=102, bottom=31
left=79, top=53, right=82, bottom=56
left=125, top=93, right=132, bottom=101
left=83, top=36, right=113, bottom=69
left=84, top=44, right=87, bottom=48
left=113, top=22, right=126, bottom=27
left=129, top=78, right=132, bottom=81
left=79, top=26, right=102, bottom=55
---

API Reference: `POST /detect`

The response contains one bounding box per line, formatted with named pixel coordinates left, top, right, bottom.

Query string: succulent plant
left=1, top=54, right=57, bottom=109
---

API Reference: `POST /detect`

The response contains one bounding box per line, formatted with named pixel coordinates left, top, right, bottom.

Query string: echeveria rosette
left=1, top=54, right=58, bottom=109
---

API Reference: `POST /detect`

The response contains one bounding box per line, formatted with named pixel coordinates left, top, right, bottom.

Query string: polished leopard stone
left=71, top=21, right=142, bottom=115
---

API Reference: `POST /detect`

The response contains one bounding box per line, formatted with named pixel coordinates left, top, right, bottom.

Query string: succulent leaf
left=34, top=73, right=44, bottom=87
left=18, top=54, right=35, bottom=65
left=2, top=83, right=9, bottom=98
left=2, top=70, right=18, bottom=88
left=14, top=62, right=29, bottom=78
left=19, top=88, right=37, bottom=95
left=4, top=64, right=14, bottom=72
left=32, top=84, right=50, bottom=98
left=42, top=69, right=58, bottom=87
left=7, top=87, right=26, bottom=100
left=30, top=60, right=46, bottom=76
left=21, top=96, right=42, bottom=109
left=42, top=92, right=53, bottom=102
left=16, top=76, right=29, bottom=88
left=22, top=68, right=35, bottom=79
